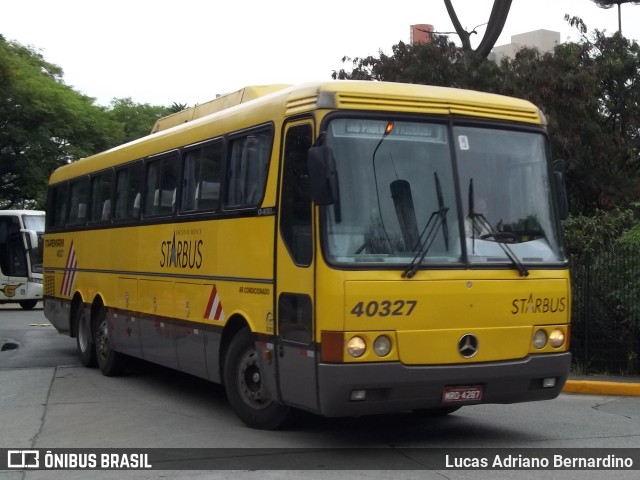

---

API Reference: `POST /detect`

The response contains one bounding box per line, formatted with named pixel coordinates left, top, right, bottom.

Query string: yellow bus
left=44, top=81, right=571, bottom=429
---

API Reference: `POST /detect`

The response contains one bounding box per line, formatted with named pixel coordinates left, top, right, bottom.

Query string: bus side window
left=68, top=178, right=89, bottom=226
left=47, top=184, right=69, bottom=229
left=224, top=130, right=272, bottom=209
left=89, top=171, right=113, bottom=223
left=145, top=154, right=179, bottom=217
left=280, top=124, right=313, bottom=266
left=181, top=140, right=223, bottom=213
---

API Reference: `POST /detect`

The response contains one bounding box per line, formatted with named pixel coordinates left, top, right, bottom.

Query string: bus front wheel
left=74, top=304, right=97, bottom=368
left=94, top=307, right=126, bottom=376
left=223, top=328, right=291, bottom=430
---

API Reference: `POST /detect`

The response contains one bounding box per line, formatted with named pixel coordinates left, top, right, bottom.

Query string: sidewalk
left=563, top=374, right=640, bottom=396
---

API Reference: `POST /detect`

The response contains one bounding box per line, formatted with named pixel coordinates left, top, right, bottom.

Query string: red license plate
left=442, top=385, right=483, bottom=404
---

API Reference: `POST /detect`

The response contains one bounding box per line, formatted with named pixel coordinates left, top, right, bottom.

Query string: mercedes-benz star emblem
left=458, top=334, right=479, bottom=358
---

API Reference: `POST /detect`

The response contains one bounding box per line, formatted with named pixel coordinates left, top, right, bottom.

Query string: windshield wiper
left=402, top=173, right=449, bottom=279
left=468, top=179, right=529, bottom=277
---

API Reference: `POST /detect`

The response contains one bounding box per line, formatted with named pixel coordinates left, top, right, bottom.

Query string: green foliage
left=106, top=98, right=173, bottom=144
left=562, top=208, right=637, bottom=256
left=566, top=207, right=640, bottom=374
left=336, top=18, right=640, bottom=216
left=619, top=203, right=640, bottom=246
left=620, top=225, right=640, bottom=246
left=0, top=36, right=120, bottom=208
left=0, top=35, right=182, bottom=209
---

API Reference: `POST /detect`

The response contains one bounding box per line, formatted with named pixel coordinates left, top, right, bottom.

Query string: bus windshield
left=23, top=213, right=45, bottom=232
left=322, top=117, right=565, bottom=268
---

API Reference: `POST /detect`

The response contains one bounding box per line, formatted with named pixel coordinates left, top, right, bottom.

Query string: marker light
left=533, top=329, right=547, bottom=349
left=549, top=329, right=565, bottom=348
left=346, top=336, right=366, bottom=358
left=385, top=121, right=394, bottom=135
left=373, top=335, right=392, bottom=357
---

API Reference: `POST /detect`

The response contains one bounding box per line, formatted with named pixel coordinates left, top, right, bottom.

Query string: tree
left=0, top=36, right=121, bottom=209
left=106, top=98, right=175, bottom=144
left=444, top=0, right=513, bottom=59
left=496, top=17, right=640, bottom=211
left=0, top=36, right=184, bottom=209
left=334, top=17, right=640, bottom=214
left=332, top=35, right=502, bottom=91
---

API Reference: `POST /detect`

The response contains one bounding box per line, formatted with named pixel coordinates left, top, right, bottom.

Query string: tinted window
left=144, top=153, right=180, bottom=217
left=48, top=184, right=69, bottom=229
left=224, top=130, right=272, bottom=208
left=280, top=124, right=313, bottom=265
left=89, top=171, right=113, bottom=223
left=114, top=162, right=144, bottom=220
left=68, top=178, right=89, bottom=226
left=181, top=141, right=223, bottom=212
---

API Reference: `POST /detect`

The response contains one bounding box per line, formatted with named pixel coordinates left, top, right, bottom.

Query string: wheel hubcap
left=95, top=319, right=109, bottom=361
left=237, top=349, right=271, bottom=409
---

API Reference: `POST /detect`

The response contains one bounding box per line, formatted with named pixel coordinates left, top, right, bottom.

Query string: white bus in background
left=0, top=210, right=45, bottom=310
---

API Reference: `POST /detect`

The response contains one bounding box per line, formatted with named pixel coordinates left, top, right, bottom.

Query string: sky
left=2, top=0, right=640, bottom=107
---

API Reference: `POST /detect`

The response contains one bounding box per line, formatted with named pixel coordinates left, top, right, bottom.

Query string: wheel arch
left=219, top=314, right=251, bottom=384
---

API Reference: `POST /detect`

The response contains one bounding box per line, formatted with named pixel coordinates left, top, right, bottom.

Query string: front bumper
left=317, top=352, right=571, bottom=417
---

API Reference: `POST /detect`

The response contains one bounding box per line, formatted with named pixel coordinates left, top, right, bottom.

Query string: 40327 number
left=350, top=300, right=417, bottom=318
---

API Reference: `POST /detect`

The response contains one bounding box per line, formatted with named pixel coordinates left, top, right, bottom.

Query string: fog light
left=542, top=377, right=557, bottom=388
left=373, top=335, right=392, bottom=357
left=549, top=329, right=565, bottom=348
left=346, top=336, right=366, bottom=358
left=533, top=329, right=547, bottom=349
left=350, top=389, right=367, bottom=401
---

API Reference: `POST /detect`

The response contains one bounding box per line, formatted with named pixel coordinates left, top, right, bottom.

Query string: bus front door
left=274, top=122, right=318, bottom=412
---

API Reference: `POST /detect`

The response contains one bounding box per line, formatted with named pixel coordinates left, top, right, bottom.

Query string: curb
left=563, top=380, right=640, bottom=396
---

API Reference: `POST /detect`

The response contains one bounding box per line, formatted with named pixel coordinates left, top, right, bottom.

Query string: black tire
left=19, top=300, right=38, bottom=310
left=94, top=307, right=126, bottom=376
left=74, top=304, right=97, bottom=368
left=223, top=328, right=291, bottom=430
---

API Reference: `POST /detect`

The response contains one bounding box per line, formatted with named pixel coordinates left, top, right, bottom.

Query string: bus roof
left=49, top=81, right=544, bottom=185
left=150, top=85, right=291, bottom=133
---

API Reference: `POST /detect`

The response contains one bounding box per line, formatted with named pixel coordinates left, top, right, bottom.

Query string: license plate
left=442, top=385, right=483, bottom=404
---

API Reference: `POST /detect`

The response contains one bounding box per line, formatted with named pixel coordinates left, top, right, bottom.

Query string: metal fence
left=570, top=246, right=640, bottom=375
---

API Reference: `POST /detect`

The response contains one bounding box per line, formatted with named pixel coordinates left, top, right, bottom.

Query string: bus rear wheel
left=19, top=300, right=38, bottom=310
left=223, top=328, right=291, bottom=430
left=75, top=304, right=97, bottom=368
left=94, top=307, right=126, bottom=376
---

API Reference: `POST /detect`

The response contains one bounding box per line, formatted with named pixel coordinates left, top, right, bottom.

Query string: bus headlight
left=533, top=329, right=547, bottom=349
left=346, top=336, right=366, bottom=358
left=549, top=329, right=565, bottom=348
left=373, top=335, right=392, bottom=357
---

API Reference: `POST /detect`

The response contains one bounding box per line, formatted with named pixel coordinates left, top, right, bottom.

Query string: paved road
left=2, top=305, right=640, bottom=479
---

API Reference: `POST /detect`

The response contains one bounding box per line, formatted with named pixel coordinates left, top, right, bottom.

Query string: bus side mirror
left=553, top=159, right=569, bottom=220
left=20, top=229, right=39, bottom=250
left=307, top=143, right=338, bottom=206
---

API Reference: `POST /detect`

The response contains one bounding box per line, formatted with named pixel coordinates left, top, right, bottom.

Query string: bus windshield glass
left=322, top=118, right=565, bottom=267
left=23, top=213, right=45, bottom=232
left=22, top=213, right=45, bottom=274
